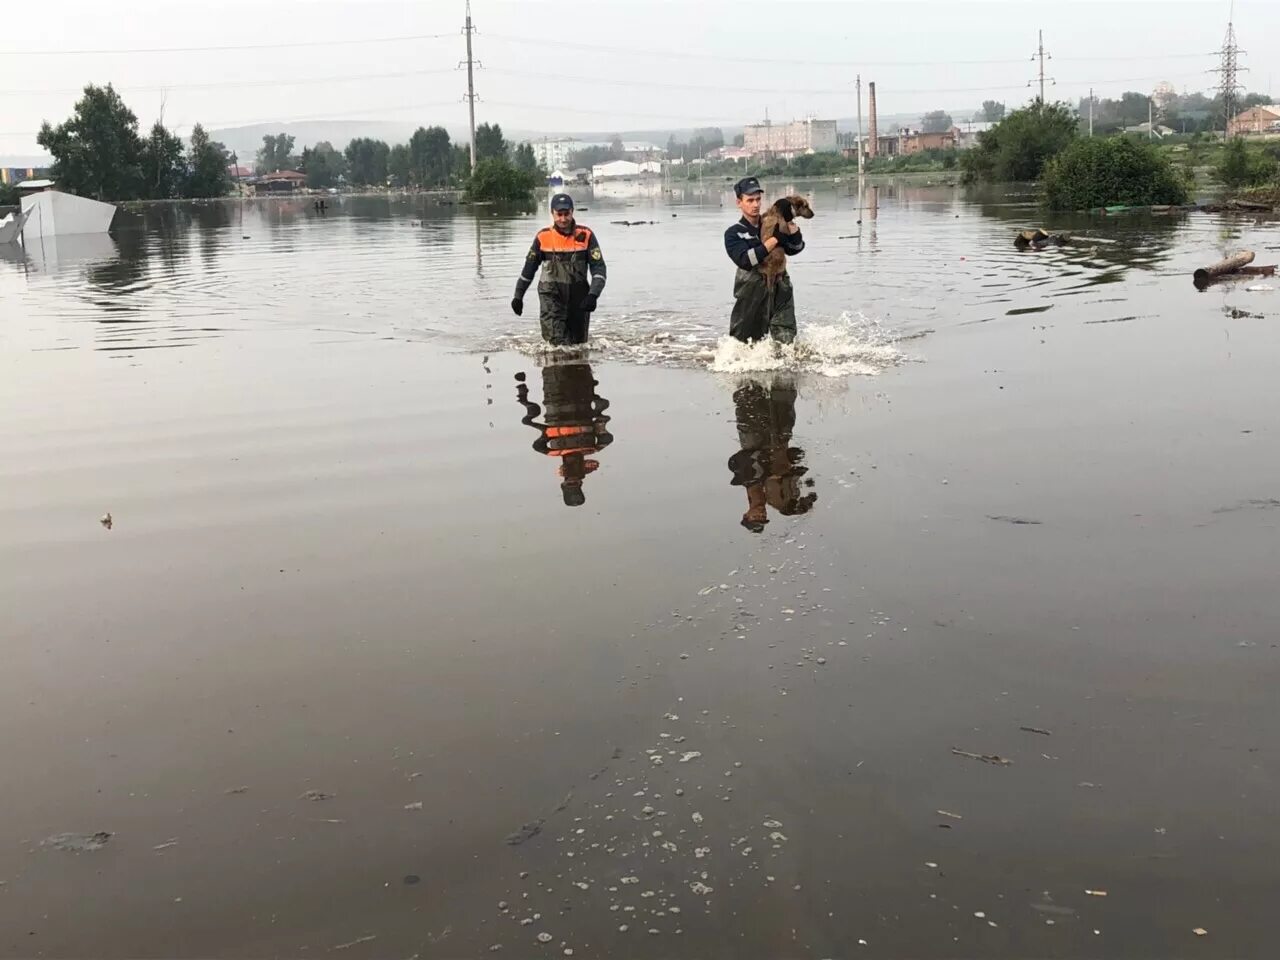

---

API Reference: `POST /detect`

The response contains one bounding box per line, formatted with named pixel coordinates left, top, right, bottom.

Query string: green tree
left=475, top=123, right=508, bottom=162
left=184, top=123, right=231, bottom=198
left=960, top=102, right=1077, bottom=183
left=464, top=157, right=538, bottom=202
left=1216, top=137, right=1279, bottom=189
left=609, top=134, right=624, bottom=156
left=344, top=137, right=390, bottom=185
left=0, top=180, right=19, bottom=207
left=981, top=100, right=1006, bottom=122
left=388, top=143, right=412, bottom=187
left=300, top=141, right=346, bottom=189
left=1240, top=93, right=1274, bottom=110
left=450, top=143, right=472, bottom=182
left=1042, top=136, right=1190, bottom=210
left=921, top=110, right=954, bottom=133
left=256, top=133, right=297, bottom=173
left=408, top=126, right=452, bottom=186
left=37, top=83, right=144, bottom=200
left=513, top=142, right=541, bottom=175
left=140, top=120, right=186, bottom=199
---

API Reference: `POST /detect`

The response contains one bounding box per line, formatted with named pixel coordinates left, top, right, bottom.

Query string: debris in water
left=1019, top=726, right=1053, bottom=736
left=153, top=839, right=179, bottom=852
left=936, top=810, right=963, bottom=820
left=620, top=876, right=639, bottom=885
left=506, top=821, right=544, bottom=845
left=404, top=802, right=424, bottom=811
left=987, top=515, right=1042, bottom=525
left=1085, top=889, right=1108, bottom=897
left=618, top=925, right=629, bottom=932
left=690, top=881, right=714, bottom=895
left=99, top=513, right=113, bottom=529
left=678, top=752, right=702, bottom=763
left=299, top=789, right=335, bottom=802
left=403, top=875, right=420, bottom=885
left=225, top=786, right=249, bottom=795
left=537, top=932, right=553, bottom=943
left=691, top=812, right=704, bottom=825
left=331, top=934, right=376, bottom=951
left=1193, top=928, right=1207, bottom=937
left=951, top=748, right=1013, bottom=766
left=42, top=832, right=112, bottom=852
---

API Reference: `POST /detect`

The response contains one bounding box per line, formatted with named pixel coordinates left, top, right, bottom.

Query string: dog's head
left=787, top=195, right=815, bottom=219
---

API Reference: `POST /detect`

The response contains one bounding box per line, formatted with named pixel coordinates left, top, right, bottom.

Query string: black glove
left=511, top=297, right=523, bottom=317
left=582, top=293, right=598, bottom=313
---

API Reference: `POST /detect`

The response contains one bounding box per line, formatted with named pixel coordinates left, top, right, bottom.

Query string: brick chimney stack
left=868, top=82, right=879, bottom=158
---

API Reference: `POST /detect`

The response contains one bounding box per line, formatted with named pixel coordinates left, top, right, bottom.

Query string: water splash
left=486, top=311, right=909, bottom=377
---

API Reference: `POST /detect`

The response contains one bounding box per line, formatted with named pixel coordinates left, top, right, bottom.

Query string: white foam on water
left=485, top=310, right=910, bottom=377
left=708, top=311, right=906, bottom=377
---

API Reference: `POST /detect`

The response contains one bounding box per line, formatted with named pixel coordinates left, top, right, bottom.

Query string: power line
left=0, top=67, right=465, bottom=97
left=0, top=32, right=456, bottom=56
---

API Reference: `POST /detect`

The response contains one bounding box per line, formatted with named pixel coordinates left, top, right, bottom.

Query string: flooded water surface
left=3, top=183, right=1280, bottom=958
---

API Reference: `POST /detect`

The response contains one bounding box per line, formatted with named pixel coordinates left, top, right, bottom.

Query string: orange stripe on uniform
left=537, top=226, right=593, bottom=253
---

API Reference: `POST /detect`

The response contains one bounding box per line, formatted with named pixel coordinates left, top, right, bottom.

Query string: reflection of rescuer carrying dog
left=511, top=193, right=607, bottom=346
left=728, top=378, right=817, bottom=532
left=723, top=176, right=810, bottom=344
left=515, top=363, right=614, bottom=507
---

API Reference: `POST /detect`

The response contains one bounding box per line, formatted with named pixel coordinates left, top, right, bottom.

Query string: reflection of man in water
left=515, top=362, right=613, bottom=507
left=728, top=378, right=817, bottom=531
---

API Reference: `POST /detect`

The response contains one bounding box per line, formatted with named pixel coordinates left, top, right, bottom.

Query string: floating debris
left=536, top=932, right=553, bottom=944
left=404, top=802, right=424, bottom=811
left=620, top=876, right=640, bottom=885
left=678, top=752, right=702, bottom=763
left=1019, top=726, right=1053, bottom=736
left=153, top=839, right=179, bottom=852
left=987, top=515, right=1042, bottom=525
left=99, top=512, right=113, bottom=529
left=691, top=812, right=704, bottom=825
left=1085, top=889, right=1108, bottom=897
left=42, top=832, right=112, bottom=852
left=403, top=875, right=420, bottom=885
left=331, top=934, right=376, bottom=951
left=1193, top=928, right=1207, bottom=937
left=690, top=881, right=714, bottom=896
left=299, top=789, right=335, bottom=802
left=936, top=809, right=963, bottom=820
left=225, top=786, right=249, bottom=795
left=951, top=748, right=1013, bottom=766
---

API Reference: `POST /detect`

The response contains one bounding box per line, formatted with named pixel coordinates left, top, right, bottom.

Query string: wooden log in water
left=1193, top=250, right=1255, bottom=286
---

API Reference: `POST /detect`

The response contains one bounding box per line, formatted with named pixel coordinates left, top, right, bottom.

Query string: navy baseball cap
left=734, top=177, right=763, bottom=197
left=550, top=193, right=574, bottom=211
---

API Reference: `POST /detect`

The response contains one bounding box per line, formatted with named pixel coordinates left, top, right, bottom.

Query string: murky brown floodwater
left=3, top=181, right=1279, bottom=958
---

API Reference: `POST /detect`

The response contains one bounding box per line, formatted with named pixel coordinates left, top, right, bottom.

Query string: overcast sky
left=2, top=0, right=1276, bottom=158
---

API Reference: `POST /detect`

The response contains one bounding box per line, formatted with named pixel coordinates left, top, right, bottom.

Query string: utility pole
left=855, top=74, right=864, bottom=181
left=463, top=0, right=478, bottom=172
left=1029, top=30, right=1053, bottom=110
left=1088, top=87, right=1094, bottom=136
left=1148, top=97, right=1154, bottom=139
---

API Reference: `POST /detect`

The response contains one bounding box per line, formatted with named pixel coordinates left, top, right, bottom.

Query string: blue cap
left=734, top=177, right=763, bottom=198
left=550, top=193, right=574, bottom=211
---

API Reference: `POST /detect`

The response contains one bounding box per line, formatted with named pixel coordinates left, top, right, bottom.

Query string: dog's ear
left=776, top=197, right=794, bottom=222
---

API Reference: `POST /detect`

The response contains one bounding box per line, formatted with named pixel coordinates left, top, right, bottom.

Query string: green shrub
left=960, top=102, right=1078, bottom=183
left=1042, top=136, right=1190, bottom=209
left=0, top=180, right=18, bottom=207
left=464, top=158, right=539, bottom=201
left=1217, top=137, right=1279, bottom=189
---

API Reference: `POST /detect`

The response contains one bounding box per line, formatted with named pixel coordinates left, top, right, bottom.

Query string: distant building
left=950, top=120, right=998, bottom=150
left=1227, top=105, right=1280, bottom=137
left=708, top=146, right=752, bottom=162
left=227, top=164, right=254, bottom=180
left=900, top=130, right=956, bottom=154
left=253, top=170, right=306, bottom=195
left=592, top=160, right=640, bottom=181
left=530, top=138, right=597, bottom=172
left=1122, top=122, right=1176, bottom=138
left=1, top=166, right=51, bottom=185
left=742, top=119, right=839, bottom=158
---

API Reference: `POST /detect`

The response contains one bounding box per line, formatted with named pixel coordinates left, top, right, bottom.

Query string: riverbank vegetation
left=1042, top=137, right=1190, bottom=209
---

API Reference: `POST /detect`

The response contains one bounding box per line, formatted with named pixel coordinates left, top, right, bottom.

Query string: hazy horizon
left=3, top=0, right=1275, bottom=161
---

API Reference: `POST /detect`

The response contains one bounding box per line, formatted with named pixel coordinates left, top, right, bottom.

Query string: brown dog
left=759, top=195, right=814, bottom=288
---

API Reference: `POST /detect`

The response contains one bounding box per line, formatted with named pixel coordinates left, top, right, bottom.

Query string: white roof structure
left=16, top=178, right=55, bottom=190
left=20, top=190, right=116, bottom=239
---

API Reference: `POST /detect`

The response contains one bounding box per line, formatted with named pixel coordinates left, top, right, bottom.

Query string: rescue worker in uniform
left=722, top=176, right=806, bottom=344
left=515, top=363, right=613, bottom=507
left=727, top=376, right=816, bottom=532
left=511, top=193, right=607, bottom=346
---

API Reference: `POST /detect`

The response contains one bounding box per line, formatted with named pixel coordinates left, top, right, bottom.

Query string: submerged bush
left=1042, top=136, right=1190, bottom=209
left=960, top=103, right=1078, bottom=183
left=464, top=158, right=539, bottom=202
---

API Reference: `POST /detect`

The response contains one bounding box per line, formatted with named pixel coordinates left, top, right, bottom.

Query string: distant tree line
left=37, top=84, right=231, bottom=201
left=1078, top=89, right=1272, bottom=135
